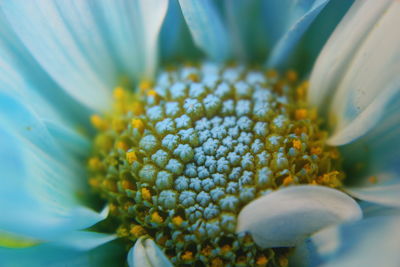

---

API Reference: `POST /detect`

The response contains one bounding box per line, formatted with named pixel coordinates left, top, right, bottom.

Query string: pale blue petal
left=178, top=0, right=231, bottom=62
left=1, top=1, right=116, bottom=111
left=267, top=0, right=330, bottom=69
left=0, top=240, right=125, bottom=267
left=128, top=237, right=173, bottom=267
left=0, top=95, right=105, bottom=241
left=224, top=0, right=269, bottom=62
left=236, top=185, right=362, bottom=248
left=54, top=231, right=116, bottom=251
left=160, top=0, right=200, bottom=61
left=0, top=12, right=90, bottom=126
left=93, top=0, right=168, bottom=79
left=309, top=216, right=400, bottom=267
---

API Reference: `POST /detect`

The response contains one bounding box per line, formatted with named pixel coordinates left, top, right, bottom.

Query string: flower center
left=88, top=62, right=343, bottom=266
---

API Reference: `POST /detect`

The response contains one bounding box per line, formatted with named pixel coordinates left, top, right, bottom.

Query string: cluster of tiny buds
left=88, top=62, right=343, bottom=266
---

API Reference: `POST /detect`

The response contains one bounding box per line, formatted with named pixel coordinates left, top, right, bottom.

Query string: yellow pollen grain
left=126, top=151, right=137, bottom=164
left=201, top=246, right=212, bottom=256
left=256, top=255, right=269, bottom=266
left=187, top=73, right=199, bottom=82
left=311, top=146, right=322, bottom=155
left=369, top=176, right=378, bottom=184
left=112, top=119, right=125, bottom=132
left=151, top=212, right=163, bottom=224
left=116, top=141, right=128, bottom=151
left=181, top=251, right=193, bottom=261
left=113, top=86, right=125, bottom=100
left=130, top=225, right=146, bottom=238
left=286, top=70, right=298, bottom=83
left=172, top=216, right=184, bottom=226
left=292, top=140, right=302, bottom=150
left=211, top=257, right=224, bottom=267
left=221, top=245, right=231, bottom=253
left=88, top=177, right=99, bottom=187
left=131, top=119, right=144, bottom=133
left=141, top=188, right=151, bottom=200
left=121, top=180, right=135, bottom=190
left=295, top=109, right=308, bottom=120
left=266, top=69, right=278, bottom=79
left=147, top=90, right=158, bottom=97
left=139, top=80, right=153, bottom=92
left=90, top=114, right=107, bottom=130
left=103, top=179, right=117, bottom=192
left=279, top=257, right=289, bottom=267
left=282, top=176, right=294, bottom=186
left=88, top=157, right=102, bottom=170
left=130, top=101, right=144, bottom=115
left=109, top=203, right=117, bottom=214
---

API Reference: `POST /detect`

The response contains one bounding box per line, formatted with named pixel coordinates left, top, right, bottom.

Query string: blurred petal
left=267, top=0, right=330, bottom=69
left=127, top=237, right=173, bottom=267
left=0, top=95, right=104, bottom=241
left=178, top=0, right=231, bottom=62
left=309, top=216, right=400, bottom=267
left=224, top=0, right=269, bottom=62
left=1, top=0, right=115, bottom=111
left=309, top=0, right=391, bottom=110
left=236, top=185, right=362, bottom=248
left=55, top=231, right=116, bottom=251
left=0, top=240, right=125, bottom=267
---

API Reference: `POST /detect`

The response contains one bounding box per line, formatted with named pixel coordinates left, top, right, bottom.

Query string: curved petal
left=309, top=0, right=392, bottom=110
left=0, top=240, right=125, bottom=267
left=94, top=0, right=168, bottom=80
left=0, top=95, right=105, bottom=241
left=54, top=231, right=116, bottom=251
left=127, top=237, right=172, bottom=267
left=178, top=0, right=231, bottom=62
left=267, top=0, right=330, bottom=69
left=236, top=185, right=362, bottom=248
left=308, top=216, right=400, bottom=267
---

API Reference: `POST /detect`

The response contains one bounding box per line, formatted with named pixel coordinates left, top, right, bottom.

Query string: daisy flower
left=0, top=0, right=399, bottom=266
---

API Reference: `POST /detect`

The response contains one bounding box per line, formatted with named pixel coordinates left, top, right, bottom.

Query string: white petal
left=236, top=185, right=362, bottom=248
left=178, top=0, right=231, bottom=62
left=309, top=216, right=400, bottom=267
left=128, top=237, right=172, bottom=267
left=346, top=184, right=400, bottom=208
left=308, top=0, right=392, bottom=110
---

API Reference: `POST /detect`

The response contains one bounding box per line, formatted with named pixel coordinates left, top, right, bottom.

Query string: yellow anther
left=181, top=251, right=194, bottom=261
left=88, top=177, right=100, bottom=187
left=282, top=176, right=294, bottom=186
left=130, top=225, right=146, bottom=238
left=90, top=114, right=107, bottom=130
left=112, top=119, right=125, bottom=132
left=221, top=245, right=231, bottom=253
left=286, top=70, right=298, bottom=83
left=109, top=203, right=117, bottom=214
left=139, top=80, right=153, bottom=92
left=88, top=157, right=102, bottom=170
left=151, top=212, right=164, bottom=224
left=296, top=81, right=309, bottom=99
left=311, top=146, right=322, bottom=155
left=116, top=227, right=129, bottom=238
left=172, top=216, right=184, bottom=226
left=295, top=109, right=308, bottom=120
left=141, top=188, right=151, bottom=200
left=121, top=180, right=135, bottom=190
left=126, top=151, right=137, bottom=164
left=116, top=141, right=128, bottom=151
left=292, top=140, right=302, bottom=150
left=369, top=176, right=378, bottom=184
left=201, top=246, right=212, bottom=256
left=131, top=119, right=144, bottom=133
left=113, top=86, right=125, bottom=100
left=266, top=69, right=278, bottom=79
left=103, top=179, right=117, bottom=192
left=211, top=257, right=224, bottom=267
left=130, top=101, right=144, bottom=115
left=279, top=257, right=289, bottom=267
left=330, top=149, right=340, bottom=159
left=147, top=90, right=158, bottom=97
left=256, top=256, right=269, bottom=266
left=187, top=73, right=199, bottom=82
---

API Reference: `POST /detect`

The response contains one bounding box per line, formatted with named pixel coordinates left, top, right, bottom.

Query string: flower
left=0, top=0, right=399, bottom=266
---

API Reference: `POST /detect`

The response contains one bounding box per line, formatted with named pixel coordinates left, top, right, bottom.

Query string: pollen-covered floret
left=89, top=62, right=344, bottom=267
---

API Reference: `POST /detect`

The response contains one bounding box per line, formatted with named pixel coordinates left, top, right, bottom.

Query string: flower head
left=0, top=0, right=399, bottom=266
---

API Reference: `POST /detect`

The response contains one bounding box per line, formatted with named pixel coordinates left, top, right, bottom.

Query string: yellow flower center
left=88, top=62, right=343, bottom=266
